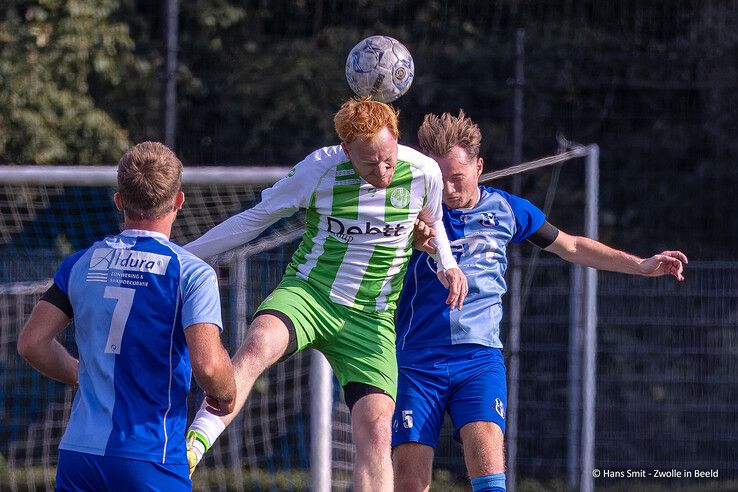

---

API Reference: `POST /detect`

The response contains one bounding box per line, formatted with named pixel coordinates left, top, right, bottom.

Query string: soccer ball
left=345, top=35, right=414, bottom=103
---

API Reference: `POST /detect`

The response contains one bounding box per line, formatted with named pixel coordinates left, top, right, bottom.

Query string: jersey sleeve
left=259, top=150, right=327, bottom=215
left=420, top=160, right=458, bottom=271
left=53, top=249, right=87, bottom=295
left=180, top=260, right=223, bottom=331
left=42, top=249, right=87, bottom=318
left=419, top=160, right=444, bottom=223
left=498, top=190, right=547, bottom=243
left=185, top=150, right=327, bottom=259
left=184, top=202, right=287, bottom=259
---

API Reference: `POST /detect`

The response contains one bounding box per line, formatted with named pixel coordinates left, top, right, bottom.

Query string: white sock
left=188, top=408, right=226, bottom=464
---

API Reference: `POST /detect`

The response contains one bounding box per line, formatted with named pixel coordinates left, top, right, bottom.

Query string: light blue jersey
left=396, top=186, right=545, bottom=350
left=52, top=229, right=221, bottom=465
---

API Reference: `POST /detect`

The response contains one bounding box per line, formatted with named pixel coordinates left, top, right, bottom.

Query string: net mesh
left=0, top=176, right=357, bottom=492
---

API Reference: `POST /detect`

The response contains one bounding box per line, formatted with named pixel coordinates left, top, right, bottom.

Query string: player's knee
left=395, top=474, right=430, bottom=492
left=242, top=316, right=290, bottom=362
left=351, top=393, right=394, bottom=462
left=357, top=420, right=392, bottom=457
left=394, top=462, right=430, bottom=491
left=353, top=414, right=392, bottom=462
left=393, top=447, right=432, bottom=491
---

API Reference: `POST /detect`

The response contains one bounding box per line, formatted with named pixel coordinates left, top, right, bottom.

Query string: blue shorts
left=56, top=449, right=191, bottom=491
left=392, top=344, right=507, bottom=448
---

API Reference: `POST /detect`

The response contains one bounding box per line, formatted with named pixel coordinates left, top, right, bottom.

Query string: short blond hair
left=334, top=97, right=399, bottom=144
left=117, top=142, right=182, bottom=220
left=417, top=110, right=481, bottom=160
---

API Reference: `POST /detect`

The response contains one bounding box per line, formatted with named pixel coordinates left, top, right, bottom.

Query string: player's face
left=435, top=146, right=483, bottom=209
left=342, top=127, right=398, bottom=189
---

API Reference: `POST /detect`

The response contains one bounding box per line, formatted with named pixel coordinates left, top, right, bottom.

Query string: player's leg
left=460, top=421, right=506, bottom=490
left=319, top=306, right=400, bottom=491
left=447, top=346, right=507, bottom=492
left=392, top=443, right=434, bottom=491
left=188, top=278, right=349, bottom=475
left=391, top=348, right=448, bottom=492
left=214, top=311, right=293, bottom=426
left=187, top=312, right=292, bottom=466
left=348, top=389, right=395, bottom=492
left=188, top=279, right=327, bottom=469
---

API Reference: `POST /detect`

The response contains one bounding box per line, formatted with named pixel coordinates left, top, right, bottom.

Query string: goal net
left=0, top=166, right=354, bottom=491
left=4, top=161, right=736, bottom=492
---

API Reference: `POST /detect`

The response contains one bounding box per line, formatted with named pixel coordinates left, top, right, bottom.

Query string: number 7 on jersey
left=103, top=286, right=136, bottom=354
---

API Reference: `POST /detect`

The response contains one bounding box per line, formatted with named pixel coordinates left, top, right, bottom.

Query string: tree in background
left=0, top=0, right=141, bottom=163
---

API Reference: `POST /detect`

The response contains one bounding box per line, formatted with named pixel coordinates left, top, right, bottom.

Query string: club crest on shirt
left=495, top=398, right=505, bottom=419
left=390, top=187, right=410, bottom=208
left=479, top=212, right=499, bottom=227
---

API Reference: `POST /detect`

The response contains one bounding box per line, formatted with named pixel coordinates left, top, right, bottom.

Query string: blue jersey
left=396, top=186, right=545, bottom=350
left=53, top=229, right=222, bottom=465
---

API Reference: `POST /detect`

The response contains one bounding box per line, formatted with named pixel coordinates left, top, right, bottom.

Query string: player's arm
left=184, top=202, right=292, bottom=259
left=179, top=260, right=235, bottom=411
left=541, top=225, right=687, bottom=280
left=17, top=299, right=77, bottom=385
left=420, top=164, right=468, bottom=310
left=184, top=323, right=236, bottom=414
left=181, top=262, right=235, bottom=477
left=185, top=156, right=321, bottom=259
left=412, top=211, right=436, bottom=254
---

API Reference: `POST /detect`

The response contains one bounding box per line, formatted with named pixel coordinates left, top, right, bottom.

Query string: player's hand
left=412, top=217, right=437, bottom=254
left=436, top=267, right=468, bottom=310
left=638, top=250, right=688, bottom=280
left=186, top=430, right=208, bottom=478
left=186, top=440, right=198, bottom=478
left=205, top=393, right=236, bottom=415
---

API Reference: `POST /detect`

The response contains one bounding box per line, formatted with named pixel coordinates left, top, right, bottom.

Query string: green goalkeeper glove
left=186, top=430, right=210, bottom=478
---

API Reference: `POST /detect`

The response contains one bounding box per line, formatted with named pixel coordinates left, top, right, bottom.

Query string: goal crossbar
left=0, top=166, right=292, bottom=186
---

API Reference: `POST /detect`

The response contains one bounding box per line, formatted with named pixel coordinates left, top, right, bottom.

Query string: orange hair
left=333, top=97, right=399, bottom=144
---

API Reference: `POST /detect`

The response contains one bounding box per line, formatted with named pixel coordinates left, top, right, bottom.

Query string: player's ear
left=113, top=192, right=125, bottom=212
left=340, top=142, right=351, bottom=160
left=173, top=191, right=185, bottom=212
left=476, top=157, right=484, bottom=177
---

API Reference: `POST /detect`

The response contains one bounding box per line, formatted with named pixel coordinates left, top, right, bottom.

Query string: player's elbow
left=17, top=328, right=39, bottom=362
left=16, top=337, right=30, bottom=361
left=546, top=232, right=578, bottom=260
left=191, top=356, right=232, bottom=392
left=561, top=238, right=579, bottom=257
left=192, top=358, right=221, bottom=382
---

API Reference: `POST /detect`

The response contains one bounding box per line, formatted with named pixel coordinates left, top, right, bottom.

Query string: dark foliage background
left=1, top=0, right=736, bottom=259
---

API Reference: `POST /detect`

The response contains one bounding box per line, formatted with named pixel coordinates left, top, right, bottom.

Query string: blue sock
left=471, top=472, right=506, bottom=492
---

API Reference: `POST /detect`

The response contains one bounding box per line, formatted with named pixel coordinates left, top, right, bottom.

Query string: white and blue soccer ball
left=345, top=35, right=414, bottom=103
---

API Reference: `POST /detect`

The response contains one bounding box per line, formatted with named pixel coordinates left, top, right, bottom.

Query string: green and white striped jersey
left=186, top=144, right=455, bottom=313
